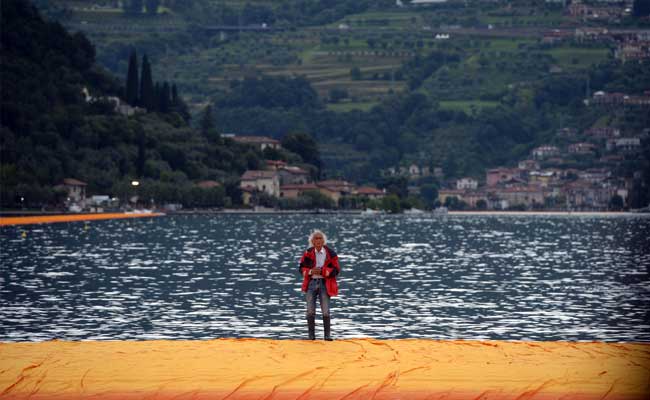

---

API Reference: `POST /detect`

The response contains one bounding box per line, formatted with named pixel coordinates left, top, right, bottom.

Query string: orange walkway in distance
left=0, top=212, right=165, bottom=226
left=1, top=339, right=649, bottom=399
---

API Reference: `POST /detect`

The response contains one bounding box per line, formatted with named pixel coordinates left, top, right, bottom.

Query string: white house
left=240, top=170, right=280, bottom=198
left=456, top=177, right=478, bottom=190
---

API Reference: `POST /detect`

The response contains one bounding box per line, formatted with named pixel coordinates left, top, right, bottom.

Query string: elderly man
left=298, top=230, right=341, bottom=341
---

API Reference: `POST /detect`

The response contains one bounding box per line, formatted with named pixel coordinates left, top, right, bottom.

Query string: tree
left=139, top=55, right=155, bottom=111
left=126, top=50, right=139, bottom=106
left=145, top=0, right=160, bottom=15
left=200, top=105, right=218, bottom=140
left=350, top=66, right=362, bottom=80
left=136, top=128, right=146, bottom=178
left=328, top=88, right=348, bottom=103
left=160, top=81, right=171, bottom=113
left=633, top=0, right=650, bottom=17
left=381, top=194, right=401, bottom=213
left=420, top=183, right=438, bottom=208
left=126, top=0, right=143, bottom=14
left=171, top=83, right=190, bottom=122
left=281, top=132, right=321, bottom=171
left=609, top=194, right=624, bottom=211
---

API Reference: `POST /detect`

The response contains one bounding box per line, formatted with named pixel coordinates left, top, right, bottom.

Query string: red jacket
left=299, top=245, right=340, bottom=297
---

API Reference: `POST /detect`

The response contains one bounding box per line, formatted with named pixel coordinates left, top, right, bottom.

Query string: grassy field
left=439, top=100, right=500, bottom=113
left=54, top=1, right=614, bottom=116
left=545, top=46, right=611, bottom=69
left=327, top=101, right=379, bottom=112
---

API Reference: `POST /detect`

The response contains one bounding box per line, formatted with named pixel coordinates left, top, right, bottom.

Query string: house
left=562, top=180, right=616, bottom=210
left=600, top=154, right=625, bottom=164
left=615, top=42, right=650, bottom=62
left=313, top=180, right=356, bottom=205
left=437, top=189, right=465, bottom=205
left=568, top=142, right=597, bottom=155
left=529, top=170, right=558, bottom=187
left=61, top=178, right=87, bottom=202
left=494, top=186, right=546, bottom=209
left=606, top=137, right=641, bottom=152
left=486, top=168, right=521, bottom=187
left=355, top=186, right=386, bottom=200
left=542, top=30, right=571, bottom=44
left=279, top=183, right=320, bottom=199
left=557, top=128, right=578, bottom=138
left=532, top=145, right=561, bottom=160
left=623, top=95, right=650, bottom=108
left=574, top=27, right=612, bottom=43
left=462, top=191, right=489, bottom=209
left=590, top=91, right=626, bottom=106
left=240, top=170, right=280, bottom=200
left=232, top=135, right=281, bottom=151
left=278, top=166, right=311, bottom=185
left=518, top=159, right=540, bottom=171
left=584, top=127, right=620, bottom=139
left=265, top=160, right=287, bottom=170
left=317, top=180, right=355, bottom=195
left=579, top=168, right=611, bottom=183
left=456, top=177, right=478, bottom=190
left=408, top=164, right=421, bottom=177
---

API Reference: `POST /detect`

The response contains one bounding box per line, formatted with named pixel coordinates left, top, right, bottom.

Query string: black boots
left=307, top=315, right=316, bottom=340
left=307, top=315, right=333, bottom=341
left=323, top=315, right=333, bottom=341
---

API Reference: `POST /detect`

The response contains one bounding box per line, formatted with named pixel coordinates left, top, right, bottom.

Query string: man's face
left=312, top=235, right=324, bottom=249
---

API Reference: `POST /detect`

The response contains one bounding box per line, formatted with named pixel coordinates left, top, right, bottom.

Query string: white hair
left=308, top=230, right=327, bottom=247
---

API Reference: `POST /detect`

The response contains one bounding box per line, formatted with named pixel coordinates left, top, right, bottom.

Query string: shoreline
left=1, top=338, right=648, bottom=399
left=1, top=210, right=647, bottom=225
left=0, top=212, right=165, bottom=227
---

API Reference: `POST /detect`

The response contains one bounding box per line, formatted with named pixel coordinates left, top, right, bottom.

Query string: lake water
left=1, top=213, right=649, bottom=342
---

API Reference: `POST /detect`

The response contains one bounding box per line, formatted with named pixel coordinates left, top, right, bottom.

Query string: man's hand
left=310, top=267, right=322, bottom=275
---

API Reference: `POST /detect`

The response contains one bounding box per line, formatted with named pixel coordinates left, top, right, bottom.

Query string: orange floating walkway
left=1, top=339, right=649, bottom=399
left=0, top=212, right=164, bottom=226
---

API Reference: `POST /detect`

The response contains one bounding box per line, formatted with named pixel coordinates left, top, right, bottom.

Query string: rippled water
left=1, top=213, right=649, bottom=342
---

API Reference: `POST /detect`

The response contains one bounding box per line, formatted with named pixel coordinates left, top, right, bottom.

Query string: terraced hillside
left=44, top=0, right=614, bottom=115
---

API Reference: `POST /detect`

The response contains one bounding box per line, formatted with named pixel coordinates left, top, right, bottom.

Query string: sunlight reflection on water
left=1, top=213, right=649, bottom=342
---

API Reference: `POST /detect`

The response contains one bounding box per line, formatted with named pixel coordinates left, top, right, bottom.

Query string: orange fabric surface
left=1, top=339, right=649, bottom=399
left=0, top=213, right=165, bottom=226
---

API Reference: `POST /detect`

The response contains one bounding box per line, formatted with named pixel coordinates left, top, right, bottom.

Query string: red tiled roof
left=280, top=184, right=319, bottom=191
left=233, top=136, right=280, bottom=144
left=281, top=166, right=309, bottom=175
left=63, top=178, right=87, bottom=186
left=356, top=187, right=384, bottom=195
left=241, top=170, right=277, bottom=180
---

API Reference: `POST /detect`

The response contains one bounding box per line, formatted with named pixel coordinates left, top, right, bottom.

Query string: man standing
left=298, top=230, right=341, bottom=341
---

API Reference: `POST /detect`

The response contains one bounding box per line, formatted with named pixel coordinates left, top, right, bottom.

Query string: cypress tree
left=161, top=82, right=171, bottom=113
left=126, top=50, right=139, bottom=106
left=154, top=82, right=161, bottom=112
left=171, top=83, right=191, bottom=122
left=139, top=55, right=155, bottom=111
left=136, top=128, right=146, bottom=178
left=171, top=83, right=179, bottom=105
left=633, top=0, right=650, bottom=17
left=200, top=105, right=219, bottom=141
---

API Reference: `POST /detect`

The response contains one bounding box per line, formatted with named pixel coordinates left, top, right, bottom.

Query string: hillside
left=10, top=0, right=650, bottom=210
left=0, top=0, right=296, bottom=209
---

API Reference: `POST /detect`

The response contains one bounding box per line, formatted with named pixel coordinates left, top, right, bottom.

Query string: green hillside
left=11, top=0, right=650, bottom=209
left=1, top=0, right=306, bottom=209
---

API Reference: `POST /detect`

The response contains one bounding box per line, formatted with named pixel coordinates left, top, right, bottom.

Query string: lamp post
left=131, top=180, right=140, bottom=209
